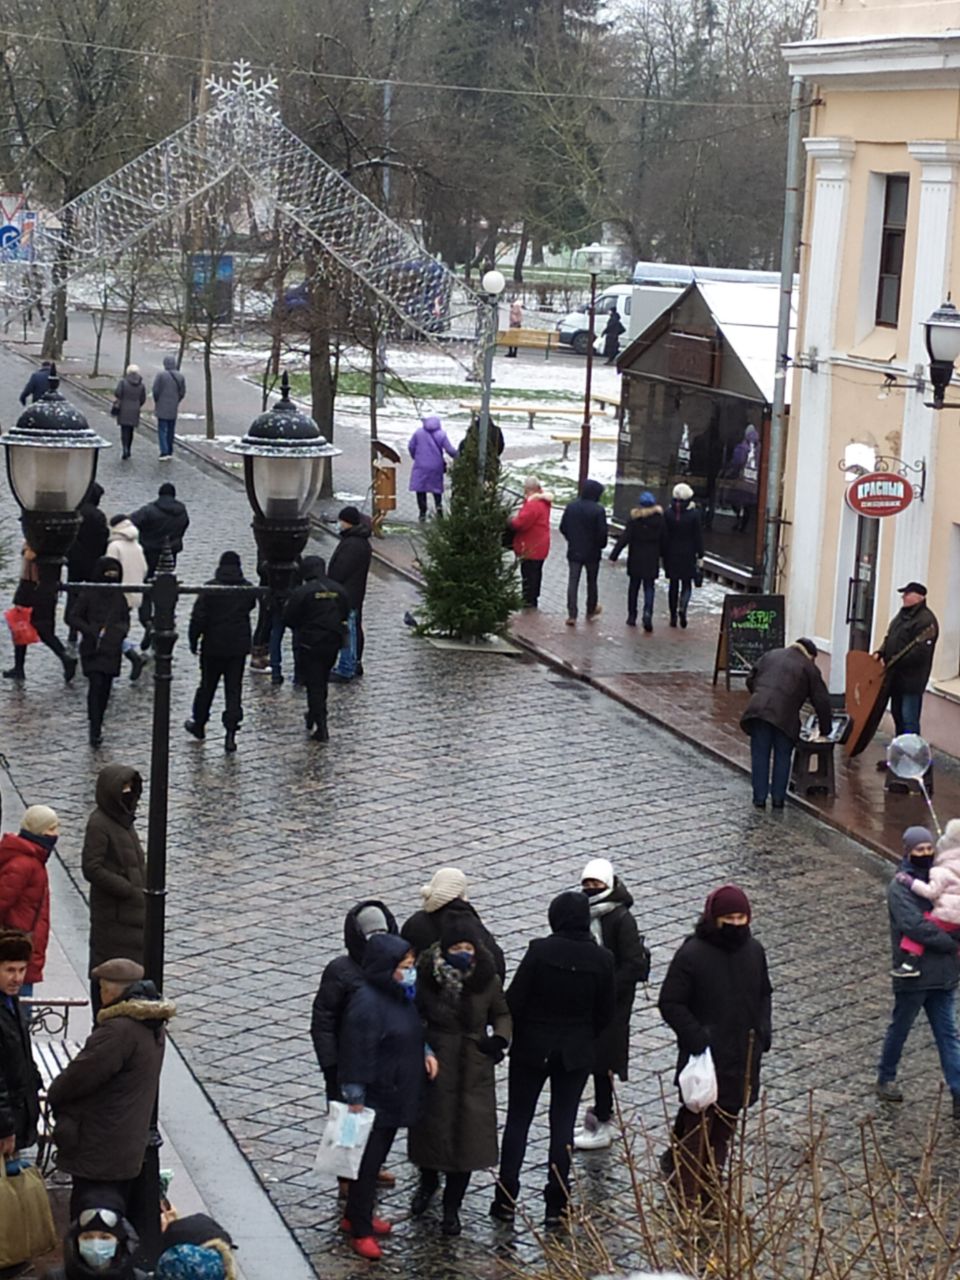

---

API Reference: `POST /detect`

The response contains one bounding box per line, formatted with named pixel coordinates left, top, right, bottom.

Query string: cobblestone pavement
left=0, top=341, right=956, bottom=1279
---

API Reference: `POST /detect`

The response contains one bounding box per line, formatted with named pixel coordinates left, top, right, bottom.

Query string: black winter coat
left=559, top=480, right=608, bottom=563
left=879, top=602, right=939, bottom=695
left=401, top=898, right=506, bottom=981
left=283, top=569, right=350, bottom=650
left=888, top=864, right=960, bottom=992
left=507, top=894, right=616, bottom=1072
left=67, top=490, right=109, bottom=582
left=408, top=942, right=511, bottom=1172
left=662, top=500, right=704, bottom=580
left=311, top=899, right=399, bottom=1078
left=589, top=879, right=649, bottom=1079
left=67, top=557, right=130, bottom=678
left=327, top=525, right=373, bottom=613
left=338, top=934, right=426, bottom=1130
left=81, top=765, right=146, bottom=971
left=130, top=495, right=189, bottom=555
left=602, top=313, right=625, bottom=358
left=0, top=993, right=41, bottom=1148
left=610, top=506, right=665, bottom=581
left=658, top=920, right=772, bottom=1113
left=740, top=644, right=832, bottom=743
left=188, top=563, right=257, bottom=658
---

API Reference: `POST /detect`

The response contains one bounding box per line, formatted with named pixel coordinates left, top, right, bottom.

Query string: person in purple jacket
left=409, top=415, right=458, bottom=522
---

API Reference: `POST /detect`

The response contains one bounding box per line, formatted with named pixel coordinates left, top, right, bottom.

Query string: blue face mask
left=445, top=950, right=474, bottom=973
left=78, top=1237, right=118, bottom=1270
left=398, top=968, right=417, bottom=1000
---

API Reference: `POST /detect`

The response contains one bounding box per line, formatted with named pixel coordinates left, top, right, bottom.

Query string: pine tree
left=415, top=425, right=522, bottom=639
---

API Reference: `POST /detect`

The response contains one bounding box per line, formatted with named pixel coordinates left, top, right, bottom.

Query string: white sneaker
left=574, top=1122, right=614, bottom=1150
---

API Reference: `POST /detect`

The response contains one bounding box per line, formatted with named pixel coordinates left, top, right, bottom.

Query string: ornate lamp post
left=923, top=299, right=960, bottom=408
left=578, top=243, right=604, bottom=490
left=477, top=269, right=506, bottom=476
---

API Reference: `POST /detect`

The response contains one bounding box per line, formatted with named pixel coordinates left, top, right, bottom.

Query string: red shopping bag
left=4, top=606, right=39, bottom=646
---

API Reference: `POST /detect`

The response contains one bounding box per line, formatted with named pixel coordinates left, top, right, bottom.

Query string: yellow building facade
left=782, top=0, right=960, bottom=751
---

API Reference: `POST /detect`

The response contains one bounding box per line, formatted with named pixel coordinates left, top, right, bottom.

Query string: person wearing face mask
left=81, top=766, right=146, bottom=1017
left=337, top=934, right=439, bottom=1260
left=0, top=805, right=58, bottom=997
left=573, top=858, right=650, bottom=1151
left=877, top=826, right=960, bottom=1111
left=67, top=557, right=131, bottom=748
left=658, top=885, right=772, bottom=1209
left=45, top=1185, right=145, bottom=1279
left=408, top=919, right=512, bottom=1236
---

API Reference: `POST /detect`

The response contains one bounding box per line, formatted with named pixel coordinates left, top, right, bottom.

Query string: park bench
left=23, top=996, right=89, bottom=1172
left=495, top=328, right=555, bottom=358
left=550, top=432, right=618, bottom=461
left=591, top=391, right=621, bottom=413
left=459, top=401, right=588, bottom=431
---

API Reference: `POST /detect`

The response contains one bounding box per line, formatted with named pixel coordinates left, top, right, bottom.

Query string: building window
left=875, top=175, right=909, bottom=327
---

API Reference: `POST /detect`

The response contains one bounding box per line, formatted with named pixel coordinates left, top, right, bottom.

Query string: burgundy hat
left=704, top=884, right=751, bottom=922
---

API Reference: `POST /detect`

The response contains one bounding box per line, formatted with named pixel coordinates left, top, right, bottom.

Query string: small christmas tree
left=416, top=423, right=522, bottom=639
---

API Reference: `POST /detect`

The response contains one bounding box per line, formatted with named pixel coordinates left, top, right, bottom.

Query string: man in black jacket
left=0, top=929, right=41, bottom=1157
left=875, top=581, right=939, bottom=738
left=492, top=891, right=615, bottom=1229
left=559, top=479, right=608, bottom=625
left=283, top=556, right=350, bottom=743
left=67, top=481, right=109, bottom=648
left=19, top=359, right=52, bottom=405
left=130, top=483, right=190, bottom=576
left=184, top=551, right=258, bottom=753
left=740, top=637, right=832, bottom=810
left=328, top=506, right=373, bottom=680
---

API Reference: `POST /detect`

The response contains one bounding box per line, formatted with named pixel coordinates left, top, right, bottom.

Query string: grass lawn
left=285, top=370, right=579, bottom=405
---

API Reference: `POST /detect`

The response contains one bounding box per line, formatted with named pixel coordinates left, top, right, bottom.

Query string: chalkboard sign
left=713, top=594, right=785, bottom=690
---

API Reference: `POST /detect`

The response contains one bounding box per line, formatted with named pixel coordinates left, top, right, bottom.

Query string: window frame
left=875, top=174, right=909, bottom=329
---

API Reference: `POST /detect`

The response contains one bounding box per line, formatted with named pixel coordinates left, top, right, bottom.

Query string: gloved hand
left=477, top=1034, right=508, bottom=1063
left=895, top=871, right=915, bottom=887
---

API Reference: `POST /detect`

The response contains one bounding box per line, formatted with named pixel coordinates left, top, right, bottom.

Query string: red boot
left=341, top=1216, right=392, bottom=1236
left=350, top=1236, right=382, bottom=1261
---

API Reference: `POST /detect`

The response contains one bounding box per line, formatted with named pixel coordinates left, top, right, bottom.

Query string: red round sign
left=845, top=471, right=913, bottom=518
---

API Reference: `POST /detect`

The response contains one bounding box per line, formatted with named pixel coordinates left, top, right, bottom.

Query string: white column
left=787, top=138, right=856, bottom=641
left=888, top=141, right=960, bottom=632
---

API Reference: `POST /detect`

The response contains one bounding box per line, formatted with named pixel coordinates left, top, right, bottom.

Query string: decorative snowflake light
left=206, top=59, right=279, bottom=119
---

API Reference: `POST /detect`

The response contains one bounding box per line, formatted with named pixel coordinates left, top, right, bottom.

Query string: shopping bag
left=678, top=1048, right=718, bottom=1114
left=313, top=1101, right=376, bottom=1182
left=4, top=605, right=39, bottom=646
left=333, top=610, right=358, bottom=679
left=0, top=1158, right=58, bottom=1267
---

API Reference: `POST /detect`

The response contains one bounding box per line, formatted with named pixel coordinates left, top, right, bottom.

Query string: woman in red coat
left=509, top=477, right=552, bottom=609
left=0, top=804, right=58, bottom=995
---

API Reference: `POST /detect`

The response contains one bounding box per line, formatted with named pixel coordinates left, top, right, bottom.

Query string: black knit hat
left=338, top=505, right=362, bottom=525
left=0, top=929, right=33, bottom=963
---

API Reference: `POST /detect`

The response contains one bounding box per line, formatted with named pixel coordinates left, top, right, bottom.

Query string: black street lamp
left=578, top=243, right=604, bottom=491
left=923, top=299, right=960, bottom=408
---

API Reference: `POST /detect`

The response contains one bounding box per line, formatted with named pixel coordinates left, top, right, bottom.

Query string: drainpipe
left=763, top=75, right=805, bottom=593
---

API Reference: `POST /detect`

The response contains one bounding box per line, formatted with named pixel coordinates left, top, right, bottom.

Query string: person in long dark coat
left=559, top=479, right=608, bottom=624
left=184, top=551, right=257, bottom=754
left=492, top=891, right=615, bottom=1229
left=328, top=506, right=373, bottom=680
left=67, top=556, right=130, bottom=748
left=67, top=481, right=109, bottom=648
left=662, top=483, right=704, bottom=628
left=401, top=866, right=506, bottom=981
left=408, top=918, right=512, bottom=1236
left=658, top=884, right=772, bottom=1209
left=609, top=490, right=666, bottom=631
left=114, top=366, right=146, bottom=460
left=0, top=929, right=41, bottom=1157
left=338, top=934, right=438, bottom=1262
left=602, top=309, right=625, bottom=363
left=573, top=857, right=649, bottom=1150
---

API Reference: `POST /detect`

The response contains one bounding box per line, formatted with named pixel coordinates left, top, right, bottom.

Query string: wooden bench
left=591, top=391, right=621, bottom=412
left=459, top=401, right=589, bottom=431
left=23, top=997, right=89, bottom=1172
left=496, top=328, right=555, bottom=358
left=550, top=432, right=618, bottom=461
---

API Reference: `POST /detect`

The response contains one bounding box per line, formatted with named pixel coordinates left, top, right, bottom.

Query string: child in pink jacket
left=892, top=818, right=960, bottom=978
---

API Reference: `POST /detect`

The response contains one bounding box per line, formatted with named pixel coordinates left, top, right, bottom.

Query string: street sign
left=845, top=471, right=913, bottom=518
left=713, top=593, right=786, bottom=689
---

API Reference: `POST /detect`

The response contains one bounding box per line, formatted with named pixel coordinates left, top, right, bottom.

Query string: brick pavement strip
left=0, top=342, right=956, bottom=1278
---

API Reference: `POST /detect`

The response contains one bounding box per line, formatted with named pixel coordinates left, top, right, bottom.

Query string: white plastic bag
left=313, top=1101, right=376, bottom=1181
left=678, top=1049, right=718, bottom=1114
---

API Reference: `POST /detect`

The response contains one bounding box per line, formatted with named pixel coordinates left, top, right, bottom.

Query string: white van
left=555, top=283, right=682, bottom=355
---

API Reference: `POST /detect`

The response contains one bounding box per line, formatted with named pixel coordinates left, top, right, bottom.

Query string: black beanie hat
left=338, top=505, right=362, bottom=525
left=159, top=483, right=176, bottom=498
left=218, top=551, right=241, bottom=568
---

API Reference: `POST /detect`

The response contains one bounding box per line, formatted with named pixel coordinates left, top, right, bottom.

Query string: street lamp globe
left=481, top=269, right=506, bottom=297
left=924, top=299, right=960, bottom=408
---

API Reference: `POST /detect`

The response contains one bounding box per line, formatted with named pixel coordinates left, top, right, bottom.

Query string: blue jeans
left=749, top=720, right=794, bottom=805
left=334, top=610, right=358, bottom=678
left=627, top=577, right=656, bottom=622
left=891, top=690, right=923, bottom=737
left=157, top=419, right=175, bottom=456
left=878, top=986, right=960, bottom=1095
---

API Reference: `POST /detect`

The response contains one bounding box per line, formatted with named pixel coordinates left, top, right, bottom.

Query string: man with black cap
left=740, top=637, right=833, bottom=810
left=0, top=929, right=41, bottom=1159
left=184, top=551, right=258, bottom=754
left=283, top=556, right=350, bottom=743
left=875, top=582, right=939, bottom=741
left=327, top=506, right=372, bottom=680
left=877, top=825, right=960, bottom=1110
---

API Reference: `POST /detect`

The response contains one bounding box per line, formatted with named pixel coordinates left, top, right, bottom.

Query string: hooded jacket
left=67, top=484, right=109, bottom=582
left=610, top=505, right=666, bottom=580
left=662, top=498, right=704, bottom=580
left=887, top=855, right=960, bottom=992
left=81, top=766, right=146, bottom=970
left=878, top=601, right=939, bottom=695
left=105, top=521, right=148, bottom=608
left=338, top=933, right=426, bottom=1129
left=67, top=557, right=130, bottom=678
left=188, top=560, right=257, bottom=658
left=401, top=897, right=506, bottom=981
left=0, top=831, right=52, bottom=982
left=740, top=644, right=832, bottom=743
left=283, top=558, right=350, bottom=649
left=510, top=490, right=552, bottom=561
left=408, top=416, right=457, bottom=493
left=48, top=979, right=175, bottom=1180
left=152, top=356, right=187, bottom=421
left=0, top=989, right=41, bottom=1148
left=327, top=523, right=373, bottom=613
left=114, top=371, right=146, bottom=428
left=559, top=480, right=608, bottom=564
left=130, top=492, right=190, bottom=555
left=310, top=899, right=399, bottom=1078
left=505, top=891, right=615, bottom=1071
left=586, top=877, right=649, bottom=1079
left=19, top=365, right=51, bottom=405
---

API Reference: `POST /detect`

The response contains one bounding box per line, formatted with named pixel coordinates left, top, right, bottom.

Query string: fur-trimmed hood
left=525, top=490, right=554, bottom=505
left=98, top=984, right=176, bottom=1028
left=629, top=504, right=663, bottom=519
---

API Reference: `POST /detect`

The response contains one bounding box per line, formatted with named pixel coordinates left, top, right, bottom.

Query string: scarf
left=586, top=885, right=617, bottom=944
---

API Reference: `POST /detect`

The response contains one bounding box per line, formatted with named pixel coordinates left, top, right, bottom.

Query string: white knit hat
left=21, top=804, right=58, bottom=835
left=420, top=867, right=468, bottom=913
left=672, top=482, right=694, bottom=501
left=581, top=857, right=614, bottom=889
